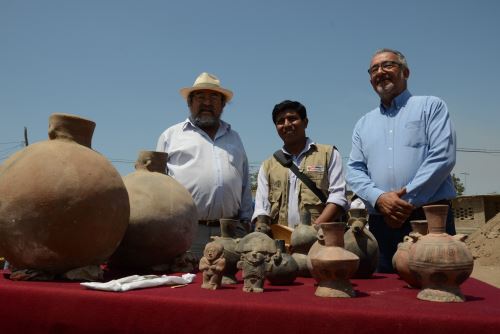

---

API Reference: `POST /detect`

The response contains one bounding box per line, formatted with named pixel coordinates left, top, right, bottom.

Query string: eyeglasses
left=192, top=92, right=222, bottom=103
left=368, top=61, right=402, bottom=75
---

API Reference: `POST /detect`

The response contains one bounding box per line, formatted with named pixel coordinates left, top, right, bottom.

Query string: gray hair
left=372, top=48, right=409, bottom=70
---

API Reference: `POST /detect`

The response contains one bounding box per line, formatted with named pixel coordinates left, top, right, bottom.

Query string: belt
left=198, top=219, right=220, bottom=227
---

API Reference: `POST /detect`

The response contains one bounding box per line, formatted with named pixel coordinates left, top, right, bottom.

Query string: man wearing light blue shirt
left=346, top=49, right=456, bottom=272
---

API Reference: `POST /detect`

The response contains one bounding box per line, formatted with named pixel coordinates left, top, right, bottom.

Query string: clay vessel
left=211, top=218, right=241, bottom=284
left=109, top=151, right=198, bottom=270
left=290, top=211, right=317, bottom=277
left=344, top=209, right=379, bottom=278
left=266, top=240, right=298, bottom=285
left=409, top=205, right=474, bottom=302
left=308, top=222, right=359, bottom=297
left=0, top=113, right=129, bottom=273
left=392, top=220, right=428, bottom=288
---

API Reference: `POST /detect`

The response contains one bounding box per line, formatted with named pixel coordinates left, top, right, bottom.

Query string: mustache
left=197, top=107, right=214, bottom=113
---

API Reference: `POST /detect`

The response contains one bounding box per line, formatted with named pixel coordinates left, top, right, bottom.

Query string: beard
left=191, top=112, right=220, bottom=129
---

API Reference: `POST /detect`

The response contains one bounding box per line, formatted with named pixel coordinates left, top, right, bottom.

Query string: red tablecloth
left=1, top=270, right=499, bottom=334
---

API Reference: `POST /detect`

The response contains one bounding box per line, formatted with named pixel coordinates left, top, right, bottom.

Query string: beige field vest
left=262, top=144, right=333, bottom=225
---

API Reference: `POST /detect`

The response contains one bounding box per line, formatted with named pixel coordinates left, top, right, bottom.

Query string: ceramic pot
left=266, top=240, right=298, bottom=285
left=0, top=113, right=130, bottom=273
left=409, top=205, right=474, bottom=302
left=290, top=212, right=317, bottom=277
left=392, top=220, right=428, bottom=288
left=109, top=151, right=198, bottom=270
left=211, top=218, right=241, bottom=284
left=344, top=213, right=379, bottom=278
left=307, top=222, right=359, bottom=297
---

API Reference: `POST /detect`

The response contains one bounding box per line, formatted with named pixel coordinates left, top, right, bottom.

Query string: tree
left=452, top=173, right=465, bottom=196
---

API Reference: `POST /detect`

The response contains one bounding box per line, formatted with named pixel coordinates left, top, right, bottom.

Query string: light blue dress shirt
left=346, top=90, right=456, bottom=213
left=156, top=118, right=253, bottom=221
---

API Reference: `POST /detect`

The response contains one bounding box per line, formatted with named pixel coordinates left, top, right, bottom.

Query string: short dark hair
left=372, top=48, right=409, bottom=70
left=272, top=100, right=307, bottom=124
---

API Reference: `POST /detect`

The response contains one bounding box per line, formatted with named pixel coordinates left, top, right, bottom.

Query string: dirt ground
left=467, top=213, right=500, bottom=288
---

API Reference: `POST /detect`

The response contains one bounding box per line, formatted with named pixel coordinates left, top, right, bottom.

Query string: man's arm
left=251, top=165, right=271, bottom=222
left=238, top=152, right=254, bottom=225
left=403, top=98, right=456, bottom=206
left=315, top=149, right=347, bottom=224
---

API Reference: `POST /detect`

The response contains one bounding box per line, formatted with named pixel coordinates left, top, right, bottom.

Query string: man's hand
left=375, top=188, right=414, bottom=228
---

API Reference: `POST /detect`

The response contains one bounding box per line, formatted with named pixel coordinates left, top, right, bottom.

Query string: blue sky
left=1, top=0, right=499, bottom=195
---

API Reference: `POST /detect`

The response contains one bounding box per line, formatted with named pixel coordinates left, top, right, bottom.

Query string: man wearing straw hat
left=156, top=72, right=253, bottom=260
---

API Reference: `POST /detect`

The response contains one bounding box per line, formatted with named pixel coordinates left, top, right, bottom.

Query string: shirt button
left=389, top=130, right=393, bottom=133
left=388, top=147, right=393, bottom=150
left=388, top=166, right=393, bottom=169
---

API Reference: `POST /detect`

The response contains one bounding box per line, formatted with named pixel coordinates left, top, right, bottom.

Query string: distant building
left=452, top=195, right=500, bottom=234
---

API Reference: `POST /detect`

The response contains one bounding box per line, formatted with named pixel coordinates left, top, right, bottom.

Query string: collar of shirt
left=181, top=117, right=231, bottom=139
left=379, top=89, right=412, bottom=116
left=282, top=137, right=316, bottom=165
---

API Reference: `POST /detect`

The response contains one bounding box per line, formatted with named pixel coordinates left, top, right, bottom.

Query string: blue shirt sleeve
left=403, top=98, right=456, bottom=206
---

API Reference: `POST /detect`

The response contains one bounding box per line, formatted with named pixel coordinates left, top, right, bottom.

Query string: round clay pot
left=344, top=215, right=379, bottom=278
left=0, top=113, right=130, bottom=273
left=266, top=239, right=298, bottom=285
left=108, top=151, right=198, bottom=270
left=307, top=222, right=359, bottom=298
left=409, top=205, right=474, bottom=302
left=392, top=220, right=428, bottom=288
left=211, top=218, right=241, bottom=284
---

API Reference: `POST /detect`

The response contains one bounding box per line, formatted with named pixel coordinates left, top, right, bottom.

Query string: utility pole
left=24, top=127, right=29, bottom=146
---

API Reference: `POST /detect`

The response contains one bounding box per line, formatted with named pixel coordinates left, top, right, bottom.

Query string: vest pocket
left=269, top=190, right=282, bottom=222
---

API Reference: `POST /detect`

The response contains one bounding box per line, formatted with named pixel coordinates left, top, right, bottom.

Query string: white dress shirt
left=156, top=118, right=253, bottom=221
left=252, top=139, right=348, bottom=227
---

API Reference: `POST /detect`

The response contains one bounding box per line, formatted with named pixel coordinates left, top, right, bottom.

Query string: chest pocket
left=404, top=120, right=427, bottom=148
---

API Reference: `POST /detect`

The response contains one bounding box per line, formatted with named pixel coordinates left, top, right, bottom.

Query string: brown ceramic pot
left=109, top=151, right=198, bottom=270
left=409, top=205, right=474, bottom=302
left=307, top=222, right=359, bottom=298
left=266, top=239, right=298, bottom=285
left=0, top=113, right=130, bottom=273
left=211, top=218, right=241, bottom=284
left=344, top=209, right=379, bottom=278
left=392, top=220, right=428, bottom=288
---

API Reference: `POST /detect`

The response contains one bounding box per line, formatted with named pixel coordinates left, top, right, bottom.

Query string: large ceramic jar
left=211, top=218, right=241, bottom=284
left=0, top=113, right=130, bottom=274
left=344, top=208, right=379, bottom=278
left=408, top=205, right=474, bottom=302
left=109, top=151, right=198, bottom=270
left=308, top=222, right=359, bottom=298
left=392, top=220, right=428, bottom=288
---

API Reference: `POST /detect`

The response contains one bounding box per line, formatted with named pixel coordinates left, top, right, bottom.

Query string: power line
left=457, top=147, right=500, bottom=154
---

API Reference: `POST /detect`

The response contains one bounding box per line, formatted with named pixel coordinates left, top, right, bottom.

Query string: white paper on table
left=80, top=273, right=196, bottom=292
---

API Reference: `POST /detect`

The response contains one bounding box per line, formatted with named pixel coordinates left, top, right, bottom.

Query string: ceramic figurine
left=199, top=242, right=226, bottom=290
left=236, top=232, right=278, bottom=293
left=211, top=218, right=241, bottom=284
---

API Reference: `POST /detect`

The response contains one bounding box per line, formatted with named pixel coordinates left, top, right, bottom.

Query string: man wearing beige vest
left=252, top=100, right=348, bottom=230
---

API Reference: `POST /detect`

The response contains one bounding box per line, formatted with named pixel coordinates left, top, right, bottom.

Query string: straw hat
left=180, top=72, right=233, bottom=102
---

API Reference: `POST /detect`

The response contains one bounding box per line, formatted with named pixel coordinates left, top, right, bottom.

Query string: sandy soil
left=467, top=213, right=500, bottom=288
